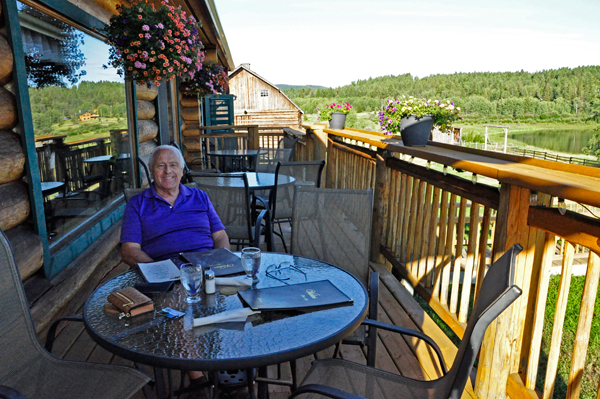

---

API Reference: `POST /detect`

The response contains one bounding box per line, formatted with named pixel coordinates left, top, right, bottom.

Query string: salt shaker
left=204, top=268, right=215, bottom=294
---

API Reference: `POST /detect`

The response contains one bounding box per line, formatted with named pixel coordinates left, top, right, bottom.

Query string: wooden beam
left=528, top=206, right=600, bottom=255
left=507, top=373, right=540, bottom=399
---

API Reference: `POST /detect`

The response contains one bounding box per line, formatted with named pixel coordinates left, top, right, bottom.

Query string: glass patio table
left=83, top=253, right=368, bottom=397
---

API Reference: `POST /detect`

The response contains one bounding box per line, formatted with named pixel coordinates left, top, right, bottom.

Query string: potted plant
left=378, top=96, right=461, bottom=146
left=181, top=61, right=229, bottom=96
left=104, top=0, right=205, bottom=86
left=317, top=102, right=352, bottom=129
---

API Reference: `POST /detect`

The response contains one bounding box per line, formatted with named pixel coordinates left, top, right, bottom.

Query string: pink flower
left=145, top=33, right=151, bottom=39
left=142, top=25, right=150, bottom=31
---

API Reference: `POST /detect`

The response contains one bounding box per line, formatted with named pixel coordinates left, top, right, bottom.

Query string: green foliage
left=28, top=80, right=127, bottom=136
left=283, top=66, right=600, bottom=123
left=582, top=133, right=600, bottom=160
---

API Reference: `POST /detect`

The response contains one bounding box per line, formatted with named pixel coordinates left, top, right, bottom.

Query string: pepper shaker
left=204, top=268, right=215, bottom=294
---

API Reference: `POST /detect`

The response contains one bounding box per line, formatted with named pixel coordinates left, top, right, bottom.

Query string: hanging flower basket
left=104, top=0, right=205, bottom=86
left=181, top=61, right=229, bottom=96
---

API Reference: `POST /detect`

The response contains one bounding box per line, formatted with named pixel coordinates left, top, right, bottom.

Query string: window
left=17, top=1, right=132, bottom=246
left=260, top=89, right=269, bottom=97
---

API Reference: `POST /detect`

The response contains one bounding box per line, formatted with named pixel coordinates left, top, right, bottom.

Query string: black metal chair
left=278, top=136, right=299, bottom=160
left=268, top=160, right=325, bottom=252
left=0, top=228, right=151, bottom=399
left=290, top=244, right=524, bottom=399
left=290, top=186, right=378, bottom=364
left=256, top=148, right=293, bottom=173
left=190, top=172, right=267, bottom=249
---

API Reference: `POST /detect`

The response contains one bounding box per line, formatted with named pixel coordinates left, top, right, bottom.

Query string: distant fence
left=462, top=141, right=600, bottom=168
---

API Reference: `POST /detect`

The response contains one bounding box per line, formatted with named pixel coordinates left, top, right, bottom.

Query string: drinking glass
left=180, top=263, right=203, bottom=303
left=241, top=247, right=261, bottom=283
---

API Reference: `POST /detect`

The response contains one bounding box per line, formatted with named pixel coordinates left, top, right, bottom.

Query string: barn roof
left=229, top=65, right=304, bottom=114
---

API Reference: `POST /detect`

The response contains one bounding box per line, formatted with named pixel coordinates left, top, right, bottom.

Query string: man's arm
left=212, top=229, right=230, bottom=250
left=121, top=242, right=154, bottom=267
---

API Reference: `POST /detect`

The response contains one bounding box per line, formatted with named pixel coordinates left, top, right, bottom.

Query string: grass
left=537, top=274, right=600, bottom=399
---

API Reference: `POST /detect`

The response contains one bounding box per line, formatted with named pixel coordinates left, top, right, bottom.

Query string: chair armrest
left=289, top=384, right=365, bottom=399
left=366, top=272, right=379, bottom=367
left=254, top=195, right=269, bottom=209
left=0, top=385, right=28, bottom=399
left=361, top=318, right=448, bottom=375
left=253, top=209, right=269, bottom=248
left=44, top=314, right=83, bottom=353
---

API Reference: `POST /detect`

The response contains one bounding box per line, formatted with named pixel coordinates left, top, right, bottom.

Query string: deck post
left=370, top=150, right=390, bottom=264
left=247, top=125, right=259, bottom=150
left=475, top=183, right=537, bottom=399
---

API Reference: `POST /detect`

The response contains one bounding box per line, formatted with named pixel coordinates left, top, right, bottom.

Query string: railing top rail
left=318, top=127, right=600, bottom=208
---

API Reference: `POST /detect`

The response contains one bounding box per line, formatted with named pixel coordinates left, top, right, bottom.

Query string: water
left=507, top=127, right=597, bottom=154
left=181, top=275, right=202, bottom=295
left=242, top=257, right=261, bottom=279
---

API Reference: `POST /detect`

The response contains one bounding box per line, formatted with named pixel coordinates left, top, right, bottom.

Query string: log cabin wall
left=0, top=9, right=44, bottom=281
left=180, top=94, right=200, bottom=161
left=135, top=82, right=159, bottom=185
left=229, top=66, right=303, bottom=128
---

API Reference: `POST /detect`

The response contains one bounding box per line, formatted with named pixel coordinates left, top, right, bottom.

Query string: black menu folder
left=181, top=248, right=244, bottom=277
left=238, top=280, right=353, bottom=311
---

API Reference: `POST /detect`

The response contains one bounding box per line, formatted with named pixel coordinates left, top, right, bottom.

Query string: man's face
left=151, top=149, right=183, bottom=191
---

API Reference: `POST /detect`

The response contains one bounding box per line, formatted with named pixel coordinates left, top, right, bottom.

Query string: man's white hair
left=149, top=145, right=185, bottom=170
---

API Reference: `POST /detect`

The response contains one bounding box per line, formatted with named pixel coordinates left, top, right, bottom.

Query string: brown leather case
left=107, top=286, right=154, bottom=317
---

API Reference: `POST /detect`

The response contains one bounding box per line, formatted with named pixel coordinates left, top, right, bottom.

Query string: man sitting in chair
left=120, top=145, right=230, bottom=266
left=120, top=145, right=231, bottom=396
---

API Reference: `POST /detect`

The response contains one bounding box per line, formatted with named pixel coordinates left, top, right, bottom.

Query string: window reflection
left=18, top=1, right=133, bottom=244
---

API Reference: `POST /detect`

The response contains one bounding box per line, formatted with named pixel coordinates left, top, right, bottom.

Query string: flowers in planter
left=317, top=102, right=353, bottom=122
left=104, top=0, right=205, bottom=86
left=378, top=96, right=461, bottom=135
left=181, top=61, right=229, bottom=95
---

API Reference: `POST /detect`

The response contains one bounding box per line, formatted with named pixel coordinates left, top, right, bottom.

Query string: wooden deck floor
left=40, top=223, right=474, bottom=399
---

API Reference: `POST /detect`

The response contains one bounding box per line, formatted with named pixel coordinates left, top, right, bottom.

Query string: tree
left=582, top=133, right=600, bottom=160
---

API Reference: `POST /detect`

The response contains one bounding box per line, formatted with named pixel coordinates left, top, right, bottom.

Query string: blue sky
left=216, top=0, right=600, bottom=88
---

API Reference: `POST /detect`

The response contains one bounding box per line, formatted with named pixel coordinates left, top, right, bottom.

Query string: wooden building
left=78, top=111, right=99, bottom=121
left=229, top=63, right=303, bottom=128
left=0, top=0, right=233, bottom=337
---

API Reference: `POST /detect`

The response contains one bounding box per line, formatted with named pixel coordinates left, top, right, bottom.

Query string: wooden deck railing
left=297, top=124, right=600, bottom=399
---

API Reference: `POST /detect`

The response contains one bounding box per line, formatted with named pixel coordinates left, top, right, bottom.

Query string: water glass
left=241, top=247, right=261, bottom=283
left=180, top=263, right=203, bottom=303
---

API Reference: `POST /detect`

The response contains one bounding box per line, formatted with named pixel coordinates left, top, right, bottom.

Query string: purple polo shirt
left=120, top=183, right=226, bottom=261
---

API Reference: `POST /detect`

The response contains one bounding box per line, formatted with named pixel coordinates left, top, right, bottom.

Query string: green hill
left=283, top=66, right=600, bottom=123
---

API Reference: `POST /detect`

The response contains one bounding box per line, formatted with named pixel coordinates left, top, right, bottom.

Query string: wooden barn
left=229, top=63, right=304, bottom=128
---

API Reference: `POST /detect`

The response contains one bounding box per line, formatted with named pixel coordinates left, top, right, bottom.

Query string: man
left=120, top=145, right=230, bottom=266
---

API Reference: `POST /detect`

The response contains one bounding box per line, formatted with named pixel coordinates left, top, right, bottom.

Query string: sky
left=215, top=0, right=600, bottom=88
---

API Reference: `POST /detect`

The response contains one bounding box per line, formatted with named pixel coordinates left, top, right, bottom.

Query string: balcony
left=43, top=123, right=600, bottom=399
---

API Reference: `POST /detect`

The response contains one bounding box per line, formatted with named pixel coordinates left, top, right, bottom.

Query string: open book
left=137, top=259, right=180, bottom=283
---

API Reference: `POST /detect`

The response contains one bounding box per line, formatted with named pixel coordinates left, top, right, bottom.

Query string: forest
left=28, top=80, right=127, bottom=135
left=283, top=66, right=600, bottom=123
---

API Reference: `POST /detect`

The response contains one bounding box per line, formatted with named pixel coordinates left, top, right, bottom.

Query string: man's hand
left=212, top=229, right=230, bottom=250
left=121, top=242, right=154, bottom=267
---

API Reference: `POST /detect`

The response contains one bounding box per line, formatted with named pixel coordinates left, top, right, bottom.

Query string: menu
left=181, top=248, right=244, bottom=277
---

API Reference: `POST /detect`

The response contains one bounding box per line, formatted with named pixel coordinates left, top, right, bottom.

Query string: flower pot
left=329, top=112, right=347, bottom=130
left=399, top=115, right=434, bottom=146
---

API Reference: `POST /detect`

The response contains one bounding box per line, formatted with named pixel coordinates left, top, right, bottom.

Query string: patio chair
left=278, top=137, right=299, bottom=160
left=268, top=160, right=325, bottom=252
left=0, top=228, right=151, bottom=399
left=190, top=172, right=267, bottom=249
left=291, top=186, right=379, bottom=364
left=290, top=244, right=524, bottom=399
left=256, top=148, right=293, bottom=173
